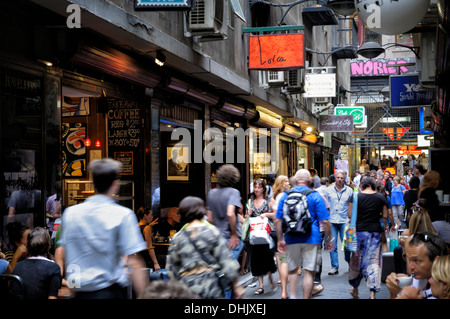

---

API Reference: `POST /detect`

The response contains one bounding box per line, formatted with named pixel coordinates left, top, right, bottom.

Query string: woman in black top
left=403, top=176, right=420, bottom=228
left=349, top=176, right=390, bottom=299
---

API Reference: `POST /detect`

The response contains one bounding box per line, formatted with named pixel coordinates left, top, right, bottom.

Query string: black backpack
left=282, top=188, right=315, bottom=235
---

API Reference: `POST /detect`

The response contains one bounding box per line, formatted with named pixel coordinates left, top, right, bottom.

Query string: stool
left=381, top=252, right=395, bottom=283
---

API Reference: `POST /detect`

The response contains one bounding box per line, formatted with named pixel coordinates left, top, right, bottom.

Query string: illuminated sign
left=248, top=34, right=304, bottom=70
left=381, top=127, right=410, bottom=140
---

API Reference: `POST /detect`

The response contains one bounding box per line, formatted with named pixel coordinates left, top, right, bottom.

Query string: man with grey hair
left=325, top=169, right=353, bottom=275
left=275, top=169, right=333, bottom=299
left=61, top=158, right=148, bottom=298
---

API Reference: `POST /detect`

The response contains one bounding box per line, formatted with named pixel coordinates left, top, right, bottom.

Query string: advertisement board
left=390, top=74, right=435, bottom=108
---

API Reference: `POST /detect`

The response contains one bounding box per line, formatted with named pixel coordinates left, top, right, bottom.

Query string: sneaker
left=328, top=268, right=339, bottom=275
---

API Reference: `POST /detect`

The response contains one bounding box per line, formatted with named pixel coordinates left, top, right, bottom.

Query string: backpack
left=282, top=188, right=315, bottom=235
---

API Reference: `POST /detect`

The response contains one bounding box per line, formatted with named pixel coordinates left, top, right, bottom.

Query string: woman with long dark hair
left=349, top=176, right=390, bottom=299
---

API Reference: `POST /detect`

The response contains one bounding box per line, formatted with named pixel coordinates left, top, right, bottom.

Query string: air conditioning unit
left=258, top=71, right=269, bottom=89
left=267, top=71, right=285, bottom=87
left=313, top=97, right=330, bottom=104
left=417, top=32, right=436, bottom=84
left=188, top=0, right=228, bottom=41
left=285, top=69, right=304, bottom=93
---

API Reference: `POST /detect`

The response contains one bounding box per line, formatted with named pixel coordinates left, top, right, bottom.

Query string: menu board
left=114, top=151, right=134, bottom=175
left=107, top=99, right=141, bottom=177
left=107, top=100, right=141, bottom=149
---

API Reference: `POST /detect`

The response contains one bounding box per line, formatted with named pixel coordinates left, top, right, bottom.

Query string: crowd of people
left=1, top=156, right=449, bottom=300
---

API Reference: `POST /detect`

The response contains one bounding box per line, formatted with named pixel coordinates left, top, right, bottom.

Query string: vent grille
left=190, top=0, right=206, bottom=25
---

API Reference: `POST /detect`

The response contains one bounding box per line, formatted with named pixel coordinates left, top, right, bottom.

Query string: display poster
left=61, top=123, right=87, bottom=178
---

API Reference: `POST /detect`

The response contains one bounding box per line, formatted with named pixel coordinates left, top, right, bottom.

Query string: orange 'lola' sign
left=248, top=33, right=304, bottom=70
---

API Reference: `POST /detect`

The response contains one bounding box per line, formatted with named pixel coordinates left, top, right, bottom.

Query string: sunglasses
left=412, top=233, right=442, bottom=253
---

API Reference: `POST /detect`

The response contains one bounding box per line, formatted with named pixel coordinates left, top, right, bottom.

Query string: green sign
left=334, top=106, right=365, bottom=125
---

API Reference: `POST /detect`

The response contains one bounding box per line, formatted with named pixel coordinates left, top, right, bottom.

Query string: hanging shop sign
left=398, top=146, right=422, bottom=156
left=390, top=74, right=436, bottom=108
left=304, top=73, right=336, bottom=98
left=334, top=106, right=365, bottom=126
left=350, top=58, right=416, bottom=77
left=248, top=33, right=304, bottom=70
left=417, top=134, right=434, bottom=147
left=134, top=0, right=192, bottom=10
left=318, top=115, right=354, bottom=132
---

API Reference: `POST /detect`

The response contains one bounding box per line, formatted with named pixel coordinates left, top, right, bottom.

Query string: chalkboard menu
left=107, top=99, right=141, bottom=176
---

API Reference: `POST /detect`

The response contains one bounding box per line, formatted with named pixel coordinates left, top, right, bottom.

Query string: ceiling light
left=357, top=42, right=385, bottom=59
left=155, top=51, right=166, bottom=67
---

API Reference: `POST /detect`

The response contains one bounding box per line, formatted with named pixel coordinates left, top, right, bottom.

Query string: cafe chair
left=0, top=274, right=25, bottom=299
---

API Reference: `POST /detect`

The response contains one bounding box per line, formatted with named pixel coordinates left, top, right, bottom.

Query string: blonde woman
left=271, top=175, right=290, bottom=299
left=429, top=255, right=450, bottom=299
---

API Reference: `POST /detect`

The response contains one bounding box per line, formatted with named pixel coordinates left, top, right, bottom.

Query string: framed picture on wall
left=62, top=96, right=90, bottom=117
left=167, top=146, right=189, bottom=181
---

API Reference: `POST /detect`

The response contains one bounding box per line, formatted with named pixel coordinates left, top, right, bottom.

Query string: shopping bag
left=387, top=229, right=399, bottom=252
left=241, top=216, right=250, bottom=242
left=345, top=190, right=358, bottom=253
left=249, top=216, right=274, bottom=247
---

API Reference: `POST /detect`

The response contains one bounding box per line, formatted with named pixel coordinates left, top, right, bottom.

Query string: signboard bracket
left=242, top=25, right=304, bottom=35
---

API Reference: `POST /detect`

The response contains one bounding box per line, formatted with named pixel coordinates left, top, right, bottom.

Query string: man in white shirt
left=369, top=153, right=381, bottom=171
left=61, top=159, right=148, bottom=298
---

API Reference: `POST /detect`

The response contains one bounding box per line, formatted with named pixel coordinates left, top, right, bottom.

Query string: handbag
left=241, top=216, right=250, bottom=242
left=186, top=233, right=233, bottom=293
left=249, top=216, right=274, bottom=248
left=345, top=190, right=358, bottom=253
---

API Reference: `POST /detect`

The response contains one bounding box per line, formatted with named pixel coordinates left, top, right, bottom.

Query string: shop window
left=1, top=68, right=44, bottom=231
left=395, top=33, right=414, bottom=46
left=297, top=144, right=308, bottom=170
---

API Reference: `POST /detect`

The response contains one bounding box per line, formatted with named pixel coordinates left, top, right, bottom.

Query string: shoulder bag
left=345, top=190, right=358, bottom=253
left=186, top=232, right=233, bottom=293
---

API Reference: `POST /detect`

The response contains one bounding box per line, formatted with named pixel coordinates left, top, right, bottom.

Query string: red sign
left=399, top=150, right=422, bottom=156
left=386, top=167, right=396, bottom=175
left=248, top=34, right=304, bottom=70
left=382, top=127, right=410, bottom=140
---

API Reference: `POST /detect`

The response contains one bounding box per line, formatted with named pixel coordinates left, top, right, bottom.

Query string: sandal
left=312, top=284, right=324, bottom=296
left=349, top=287, right=359, bottom=299
left=254, top=287, right=264, bottom=295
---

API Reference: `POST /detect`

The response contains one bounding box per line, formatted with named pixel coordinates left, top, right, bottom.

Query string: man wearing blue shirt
left=61, top=159, right=148, bottom=299
left=275, top=169, right=333, bottom=299
left=325, top=170, right=354, bottom=275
